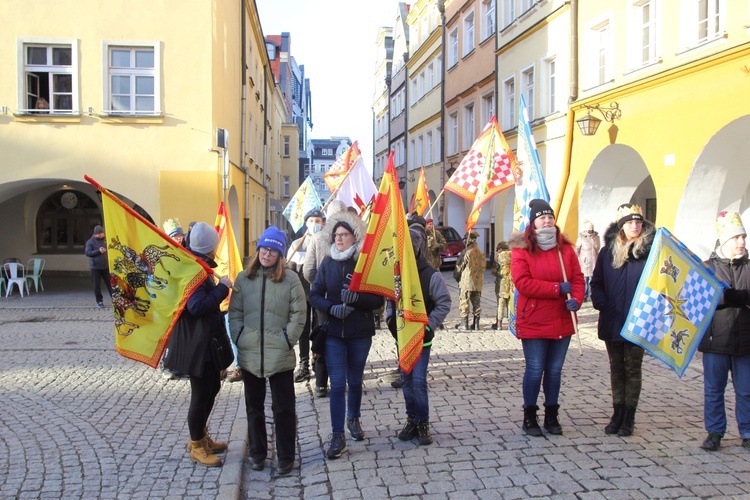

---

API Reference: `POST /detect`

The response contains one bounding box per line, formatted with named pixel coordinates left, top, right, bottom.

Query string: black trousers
left=298, top=303, right=312, bottom=364
left=90, top=268, right=112, bottom=302
left=242, top=369, right=296, bottom=463
left=188, top=360, right=222, bottom=441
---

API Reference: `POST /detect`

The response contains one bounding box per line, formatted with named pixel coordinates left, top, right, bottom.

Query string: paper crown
left=163, top=218, right=184, bottom=237
left=616, top=204, right=644, bottom=227
left=715, top=211, right=746, bottom=246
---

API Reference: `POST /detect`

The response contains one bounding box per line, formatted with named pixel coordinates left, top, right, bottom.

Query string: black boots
left=605, top=403, right=626, bottom=435
left=472, top=316, right=480, bottom=330
left=522, top=406, right=543, bottom=436
left=543, top=404, right=563, bottom=435
left=617, top=404, right=636, bottom=436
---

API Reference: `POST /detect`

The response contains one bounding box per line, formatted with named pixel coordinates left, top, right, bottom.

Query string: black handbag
left=211, top=333, right=234, bottom=370
left=310, top=321, right=329, bottom=355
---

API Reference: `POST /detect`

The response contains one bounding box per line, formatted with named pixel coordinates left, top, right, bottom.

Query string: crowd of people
left=87, top=196, right=749, bottom=471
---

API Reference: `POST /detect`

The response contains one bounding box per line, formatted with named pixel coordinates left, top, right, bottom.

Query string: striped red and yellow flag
left=214, top=202, right=244, bottom=312
left=86, top=176, right=211, bottom=368
left=349, top=152, right=428, bottom=374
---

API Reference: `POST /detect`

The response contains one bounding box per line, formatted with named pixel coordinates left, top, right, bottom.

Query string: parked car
left=437, top=226, right=465, bottom=269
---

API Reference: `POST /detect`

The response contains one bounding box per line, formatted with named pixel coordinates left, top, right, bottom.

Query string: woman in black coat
left=164, top=222, right=232, bottom=467
left=590, top=204, right=655, bottom=438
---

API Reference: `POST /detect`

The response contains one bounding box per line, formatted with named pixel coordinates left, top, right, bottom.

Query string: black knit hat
left=529, top=199, right=554, bottom=224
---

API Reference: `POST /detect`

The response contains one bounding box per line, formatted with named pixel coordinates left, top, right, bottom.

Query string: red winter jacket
left=510, top=230, right=585, bottom=340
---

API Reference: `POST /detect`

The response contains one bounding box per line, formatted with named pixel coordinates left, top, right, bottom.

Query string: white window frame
left=283, top=136, right=290, bottom=157
left=521, top=0, right=533, bottom=13
left=502, top=76, right=515, bottom=130
left=18, top=37, right=79, bottom=114
left=427, top=62, right=435, bottom=91
left=482, top=0, right=496, bottom=41
left=463, top=10, right=476, bottom=56
left=502, top=0, right=516, bottom=28
left=448, top=111, right=459, bottom=155
left=627, top=0, right=659, bottom=70
left=521, top=65, right=535, bottom=121
left=103, top=41, right=160, bottom=115
left=545, top=56, right=557, bottom=115
left=416, top=135, right=424, bottom=169
left=463, top=102, right=475, bottom=151
left=410, top=138, right=416, bottom=170
left=448, top=27, right=459, bottom=67
left=283, top=176, right=290, bottom=197
left=481, top=92, right=495, bottom=125
left=588, top=15, right=614, bottom=87
left=679, top=0, right=726, bottom=50
left=425, top=131, right=433, bottom=165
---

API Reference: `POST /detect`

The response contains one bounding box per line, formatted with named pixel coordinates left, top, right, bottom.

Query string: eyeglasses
left=333, top=232, right=352, bottom=240
left=259, top=247, right=279, bottom=256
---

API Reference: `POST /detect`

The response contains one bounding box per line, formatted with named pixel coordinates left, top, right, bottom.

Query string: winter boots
left=455, top=317, right=470, bottom=330
left=617, top=404, right=637, bottom=436
left=605, top=403, right=626, bottom=435
left=189, top=437, right=222, bottom=467
left=472, top=316, right=480, bottom=330
left=522, top=405, right=543, bottom=437
left=186, top=427, right=227, bottom=454
left=543, top=404, right=563, bottom=435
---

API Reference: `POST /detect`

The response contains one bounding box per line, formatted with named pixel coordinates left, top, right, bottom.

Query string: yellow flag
left=214, top=202, right=244, bottom=312
left=349, top=152, right=428, bottom=374
left=86, top=176, right=210, bottom=368
left=409, top=167, right=430, bottom=216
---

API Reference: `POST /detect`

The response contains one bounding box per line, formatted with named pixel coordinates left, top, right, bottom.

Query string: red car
left=437, top=226, right=465, bottom=269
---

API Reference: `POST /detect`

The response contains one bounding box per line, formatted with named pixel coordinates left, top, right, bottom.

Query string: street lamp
left=576, top=102, right=622, bottom=136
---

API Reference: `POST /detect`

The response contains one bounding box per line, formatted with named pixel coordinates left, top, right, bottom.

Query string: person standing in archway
left=575, top=221, right=600, bottom=302
left=84, top=225, right=112, bottom=308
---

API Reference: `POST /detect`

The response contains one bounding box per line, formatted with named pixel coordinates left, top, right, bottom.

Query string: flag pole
left=557, top=248, right=582, bottom=355
left=286, top=156, right=361, bottom=262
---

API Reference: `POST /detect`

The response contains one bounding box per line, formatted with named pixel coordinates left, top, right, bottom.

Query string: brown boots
left=189, top=437, right=222, bottom=467
left=187, top=428, right=227, bottom=467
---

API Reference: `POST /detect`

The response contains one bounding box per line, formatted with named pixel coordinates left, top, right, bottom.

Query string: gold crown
left=616, top=204, right=643, bottom=221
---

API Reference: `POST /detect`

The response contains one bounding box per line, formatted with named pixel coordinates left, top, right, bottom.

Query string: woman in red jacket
left=510, top=199, right=585, bottom=436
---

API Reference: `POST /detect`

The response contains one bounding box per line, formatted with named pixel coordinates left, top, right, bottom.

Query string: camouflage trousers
left=605, top=341, right=645, bottom=407
left=496, top=296, right=510, bottom=322
left=459, top=290, right=481, bottom=318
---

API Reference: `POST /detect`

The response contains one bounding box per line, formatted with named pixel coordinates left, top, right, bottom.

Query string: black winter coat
left=84, top=236, right=109, bottom=270
left=590, top=221, right=655, bottom=342
left=699, top=251, right=750, bottom=355
left=163, top=255, right=230, bottom=376
left=309, top=255, right=383, bottom=340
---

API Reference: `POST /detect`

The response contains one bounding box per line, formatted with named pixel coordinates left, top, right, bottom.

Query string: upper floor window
left=481, top=92, right=495, bottom=125
left=283, top=136, right=290, bottom=157
left=680, top=0, right=724, bottom=48
left=698, top=0, right=722, bottom=42
left=448, top=111, right=458, bottom=155
left=546, top=58, right=557, bottom=114
left=463, top=10, right=476, bottom=56
left=425, top=131, right=433, bottom=165
left=20, top=39, right=78, bottom=114
left=522, top=66, right=534, bottom=120
left=448, top=27, right=459, bottom=67
left=588, top=17, right=613, bottom=87
left=629, top=0, right=659, bottom=69
left=283, top=176, right=290, bottom=197
left=502, top=0, right=515, bottom=28
left=482, top=0, right=496, bottom=40
left=463, top=103, right=475, bottom=150
left=521, top=0, right=533, bottom=13
left=107, top=43, right=159, bottom=115
left=502, top=77, right=515, bottom=130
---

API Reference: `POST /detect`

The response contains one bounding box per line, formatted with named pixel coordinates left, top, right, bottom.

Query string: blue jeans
left=703, top=352, right=750, bottom=439
left=325, top=336, right=372, bottom=434
left=521, top=337, right=571, bottom=408
left=401, top=346, right=431, bottom=421
left=584, top=276, right=591, bottom=301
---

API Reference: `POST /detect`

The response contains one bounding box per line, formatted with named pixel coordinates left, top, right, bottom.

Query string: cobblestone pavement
left=1, top=273, right=749, bottom=499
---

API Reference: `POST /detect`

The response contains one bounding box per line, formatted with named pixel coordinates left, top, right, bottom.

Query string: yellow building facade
left=0, top=0, right=293, bottom=272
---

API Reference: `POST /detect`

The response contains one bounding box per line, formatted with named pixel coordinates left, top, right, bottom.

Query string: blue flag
left=620, top=228, right=729, bottom=377
left=282, top=177, right=322, bottom=233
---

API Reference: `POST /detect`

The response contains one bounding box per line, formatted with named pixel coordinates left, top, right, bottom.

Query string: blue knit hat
left=256, top=226, right=286, bottom=255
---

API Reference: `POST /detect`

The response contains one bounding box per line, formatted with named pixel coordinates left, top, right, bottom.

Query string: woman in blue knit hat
left=229, top=226, right=307, bottom=475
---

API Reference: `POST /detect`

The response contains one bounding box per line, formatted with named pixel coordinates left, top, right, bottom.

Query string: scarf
left=536, top=227, right=558, bottom=251
left=330, top=244, right=358, bottom=262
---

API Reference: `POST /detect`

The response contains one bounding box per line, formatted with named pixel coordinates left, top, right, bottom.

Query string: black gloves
left=559, top=282, right=572, bottom=295
left=329, top=304, right=354, bottom=319
left=565, top=298, right=580, bottom=311
left=723, top=288, right=748, bottom=307
left=341, top=288, right=359, bottom=304
left=423, top=325, right=434, bottom=344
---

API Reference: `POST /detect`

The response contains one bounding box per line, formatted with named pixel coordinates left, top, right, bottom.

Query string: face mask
left=309, top=223, right=323, bottom=235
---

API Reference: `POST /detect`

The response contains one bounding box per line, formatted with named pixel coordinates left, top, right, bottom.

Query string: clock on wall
left=61, top=191, right=78, bottom=209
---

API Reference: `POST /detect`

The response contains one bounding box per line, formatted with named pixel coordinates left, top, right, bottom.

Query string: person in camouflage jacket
left=454, top=230, right=485, bottom=330
left=491, top=241, right=512, bottom=330
left=425, top=218, right=446, bottom=270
